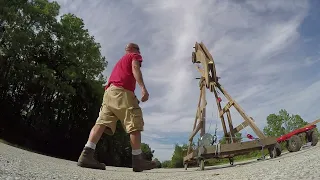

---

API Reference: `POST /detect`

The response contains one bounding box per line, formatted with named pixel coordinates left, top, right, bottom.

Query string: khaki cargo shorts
left=95, top=84, right=144, bottom=135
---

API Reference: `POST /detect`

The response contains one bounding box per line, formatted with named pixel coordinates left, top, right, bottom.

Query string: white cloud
left=50, top=0, right=320, bottom=161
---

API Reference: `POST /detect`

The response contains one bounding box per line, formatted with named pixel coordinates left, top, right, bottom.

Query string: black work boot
left=132, top=153, right=157, bottom=172
left=77, top=147, right=106, bottom=170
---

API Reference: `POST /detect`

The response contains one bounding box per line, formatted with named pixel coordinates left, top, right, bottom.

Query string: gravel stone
left=1, top=142, right=320, bottom=180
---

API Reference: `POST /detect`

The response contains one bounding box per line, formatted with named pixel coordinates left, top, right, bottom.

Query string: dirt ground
left=1, top=142, right=319, bottom=180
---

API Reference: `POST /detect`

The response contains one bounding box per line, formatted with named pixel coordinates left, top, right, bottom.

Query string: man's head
left=125, top=43, right=140, bottom=54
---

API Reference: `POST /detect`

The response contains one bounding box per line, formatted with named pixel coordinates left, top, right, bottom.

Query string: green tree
left=153, top=158, right=162, bottom=168
left=141, top=143, right=155, bottom=161
left=263, top=109, right=308, bottom=137
left=0, top=0, right=132, bottom=167
left=170, top=144, right=184, bottom=168
left=166, top=143, right=194, bottom=168
left=161, top=160, right=171, bottom=168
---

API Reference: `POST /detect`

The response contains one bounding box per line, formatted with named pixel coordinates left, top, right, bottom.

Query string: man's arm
left=132, top=60, right=146, bottom=90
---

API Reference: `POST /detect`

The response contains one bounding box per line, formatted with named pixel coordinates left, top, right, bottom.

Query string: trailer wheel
left=269, top=142, right=281, bottom=158
left=269, top=147, right=276, bottom=158
left=275, top=142, right=282, bottom=156
left=199, top=159, right=205, bottom=171
left=229, top=158, right=234, bottom=166
left=287, top=135, right=302, bottom=152
left=310, top=131, right=318, bottom=146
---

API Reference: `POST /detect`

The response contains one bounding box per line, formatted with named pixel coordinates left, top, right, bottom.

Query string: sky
left=50, top=0, right=320, bottom=161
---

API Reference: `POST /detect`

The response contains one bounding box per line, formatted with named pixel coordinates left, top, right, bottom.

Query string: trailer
left=183, top=42, right=281, bottom=171
left=277, top=119, right=319, bottom=152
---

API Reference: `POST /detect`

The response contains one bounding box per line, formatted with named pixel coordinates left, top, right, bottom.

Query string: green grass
left=0, top=138, right=17, bottom=146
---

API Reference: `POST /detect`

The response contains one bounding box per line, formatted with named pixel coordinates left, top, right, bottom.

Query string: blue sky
left=51, top=0, right=320, bottom=161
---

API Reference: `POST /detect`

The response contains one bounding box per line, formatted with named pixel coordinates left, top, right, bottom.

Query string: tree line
left=0, top=0, right=157, bottom=168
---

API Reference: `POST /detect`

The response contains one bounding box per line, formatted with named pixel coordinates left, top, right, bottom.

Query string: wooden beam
left=199, top=42, right=214, bottom=61
left=187, top=140, right=193, bottom=155
left=213, top=87, right=228, bottom=136
left=199, top=42, right=218, bottom=83
left=192, top=88, right=203, bottom=131
left=304, top=119, right=320, bottom=127
left=189, top=121, right=202, bottom=141
left=192, top=109, right=199, bottom=131
left=227, top=121, right=250, bottom=136
left=216, top=83, right=266, bottom=139
left=201, top=81, right=206, bottom=137
left=192, top=79, right=206, bottom=130
left=219, top=101, right=234, bottom=117
left=202, top=137, right=277, bottom=155
left=226, top=110, right=235, bottom=143
left=195, top=43, right=211, bottom=86
left=184, top=137, right=277, bottom=162
left=183, top=151, right=197, bottom=162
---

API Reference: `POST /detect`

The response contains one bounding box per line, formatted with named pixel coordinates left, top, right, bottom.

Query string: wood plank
left=199, top=42, right=218, bottom=83
left=192, top=79, right=205, bottom=130
left=226, top=110, right=235, bottom=143
left=192, top=86, right=203, bottom=131
left=187, top=140, right=193, bottom=155
left=203, top=137, right=277, bottom=155
left=219, top=101, right=234, bottom=117
left=201, top=82, right=206, bottom=137
left=192, top=108, right=199, bottom=131
left=184, top=137, right=277, bottom=162
left=195, top=43, right=211, bottom=86
left=183, top=151, right=197, bottom=162
left=199, top=42, right=214, bottom=61
left=216, top=82, right=266, bottom=139
left=227, top=121, right=250, bottom=136
left=189, top=121, right=202, bottom=141
left=213, top=87, right=228, bottom=136
left=304, top=119, right=320, bottom=127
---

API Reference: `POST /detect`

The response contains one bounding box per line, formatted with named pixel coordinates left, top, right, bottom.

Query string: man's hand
left=141, top=88, right=149, bottom=102
left=132, top=59, right=149, bottom=103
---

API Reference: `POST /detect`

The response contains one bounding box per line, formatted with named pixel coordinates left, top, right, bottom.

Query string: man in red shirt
left=77, top=43, right=156, bottom=172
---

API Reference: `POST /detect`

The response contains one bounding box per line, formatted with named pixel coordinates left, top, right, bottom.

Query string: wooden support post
left=213, top=87, right=228, bottom=137
left=187, top=140, right=193, bottom=155
left=192, top=88, right=203, bottom=131
left=188, top=78, right=205, bottom=154
left=303, top=119, right=320, bottom=127
left=216, top=83, right=266, bottom=139
left=200, top=82, right=206, bottom=137
left=220, top=101, right=234, bottom=117
left=227, top=121, right=250, bottom=137
left=189, top=121, right=202, bottom=141
left=226, top=110, right=235, bottom=143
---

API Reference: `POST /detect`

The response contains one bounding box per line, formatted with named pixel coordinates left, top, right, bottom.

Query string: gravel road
left=1, top=142, right=319, bottom=180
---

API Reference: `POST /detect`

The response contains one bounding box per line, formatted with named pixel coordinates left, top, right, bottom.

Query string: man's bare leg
left=77, top=124, right=106, bottom=170
left=130, top=131, right=142, bottom=154
left=86, top=124, right=106, bottom=148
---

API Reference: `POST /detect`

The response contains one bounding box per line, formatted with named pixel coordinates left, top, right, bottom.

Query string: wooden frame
left=184, top=42, right=279, bottom=169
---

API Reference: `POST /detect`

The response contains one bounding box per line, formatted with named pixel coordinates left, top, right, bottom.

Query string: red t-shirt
left=105, top=53, right=143, bottom=92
